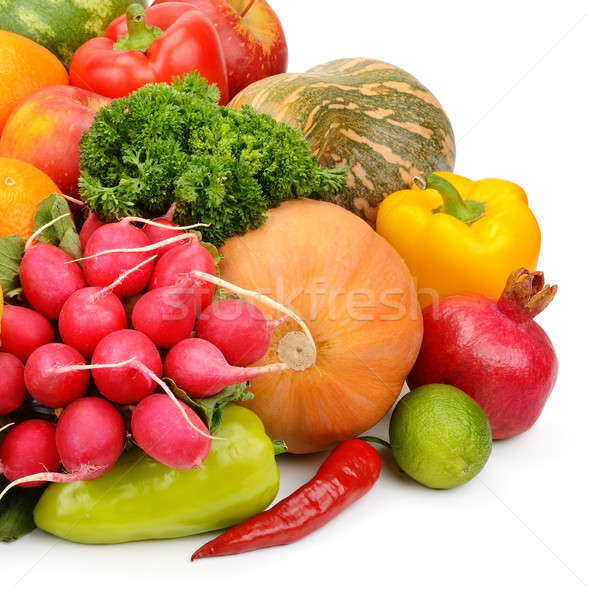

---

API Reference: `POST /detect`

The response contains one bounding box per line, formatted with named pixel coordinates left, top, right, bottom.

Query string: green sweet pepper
left=33, top=406, right=280, bottom=544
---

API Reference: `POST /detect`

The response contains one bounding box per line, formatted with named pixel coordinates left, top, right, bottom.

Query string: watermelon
left=229, top=58, right=455, bottom=225
left=0, top=0, right=148, bottom=66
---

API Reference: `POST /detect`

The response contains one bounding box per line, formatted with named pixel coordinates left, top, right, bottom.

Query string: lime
left=389, top=384, right=492, bottom=489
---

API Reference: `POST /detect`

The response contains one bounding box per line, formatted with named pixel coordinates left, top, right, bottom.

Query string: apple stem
left=240, top=0, right=256, bottom=18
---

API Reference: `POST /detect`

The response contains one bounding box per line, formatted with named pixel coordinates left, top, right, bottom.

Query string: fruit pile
left=0, top=0, right=558, bottom=559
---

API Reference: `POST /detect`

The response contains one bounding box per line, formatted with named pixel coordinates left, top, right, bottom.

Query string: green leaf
left=32, top=194, right=82, bottom=259
left=164, top=378, right=253, bottom=434
left=0, top=477, right=44, bottom=543
left=199, top=241, right=223, bottom=278
left=0, top=235, right=25, bottom=296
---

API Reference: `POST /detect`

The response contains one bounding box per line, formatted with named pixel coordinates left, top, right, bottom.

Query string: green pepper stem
left=272, top=440, right=288, bottom=455
left=113, top=3, right=163, bottom=52
left=357, top=436, right=391, bottom=449
left=415, top=173, right=486, bottom=224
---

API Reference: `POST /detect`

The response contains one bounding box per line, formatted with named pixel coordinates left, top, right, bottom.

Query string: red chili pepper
left=70, top=2, right=228, bottom=102
left=191, top=439, right=381, bottom=560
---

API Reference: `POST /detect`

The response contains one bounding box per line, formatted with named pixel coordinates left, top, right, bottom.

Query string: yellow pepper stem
left=415, top=174, right=486, bottom=224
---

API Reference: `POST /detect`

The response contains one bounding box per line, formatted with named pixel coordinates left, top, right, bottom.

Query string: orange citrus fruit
left=0, top=31, right=69, bottom=133
left=0, top=158, right=61, bottom=239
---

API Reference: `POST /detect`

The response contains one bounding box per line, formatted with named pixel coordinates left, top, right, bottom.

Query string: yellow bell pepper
left=376, top=172, right=540, bottom=307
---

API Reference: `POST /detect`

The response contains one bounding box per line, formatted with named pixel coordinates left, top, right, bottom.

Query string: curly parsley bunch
left=79, top=74, right=348, bottom=246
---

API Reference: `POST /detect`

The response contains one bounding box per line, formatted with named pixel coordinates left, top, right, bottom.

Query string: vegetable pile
left=1, top=196, right=296, bottom=541
left=0, top=0, right=559, bottom=562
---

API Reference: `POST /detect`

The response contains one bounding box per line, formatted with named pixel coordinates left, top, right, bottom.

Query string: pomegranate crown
left=497, top=268, right=557, bottom=323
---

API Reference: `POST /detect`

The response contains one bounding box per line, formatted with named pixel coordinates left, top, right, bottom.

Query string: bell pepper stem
left=113, top=3, right=163, bottom=52
left=415, top=173, right=486, bottom=224
left=272, top=440, right=288, bottom=455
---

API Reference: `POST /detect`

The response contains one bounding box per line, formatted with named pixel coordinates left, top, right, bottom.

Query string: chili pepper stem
left=414, top=174, right=486, bottom=224
left=113, top=3, right=163, bottom=52
left=357, top=436, right=391, bottom=449
left=0, top=422, right=15, bottom=434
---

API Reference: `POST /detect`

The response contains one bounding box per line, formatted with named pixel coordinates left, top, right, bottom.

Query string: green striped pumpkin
left=0, top=0, right=147, bottom=66
left=229, top=58, right=456, bottom=225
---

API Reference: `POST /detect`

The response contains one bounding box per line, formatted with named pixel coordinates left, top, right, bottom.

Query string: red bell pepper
left=69, top=2, right=229, bottom=103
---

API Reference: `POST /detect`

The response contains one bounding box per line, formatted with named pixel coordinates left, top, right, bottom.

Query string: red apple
left=154, top=0, right=288, bottom=98
left=0, top=86, right=110, bottom=198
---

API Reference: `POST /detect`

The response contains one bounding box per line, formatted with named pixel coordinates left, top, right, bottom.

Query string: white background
left=3, top=1, right=599, bottom=598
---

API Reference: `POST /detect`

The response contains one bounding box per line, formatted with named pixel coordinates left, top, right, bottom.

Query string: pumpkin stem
left=277, top=331, right=316, bottom=372
left=414, top=174, right=485, bottom=224
left=497, top=268, right=557, bottom=323
left=113, top=3, right=162, bottom=52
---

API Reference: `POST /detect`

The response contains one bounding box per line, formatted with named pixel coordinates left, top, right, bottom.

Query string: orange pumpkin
left=220, top=199, right=423, bottom=453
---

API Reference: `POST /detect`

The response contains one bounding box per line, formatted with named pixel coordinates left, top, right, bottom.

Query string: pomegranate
left=408, top=269, right=558, bottom=439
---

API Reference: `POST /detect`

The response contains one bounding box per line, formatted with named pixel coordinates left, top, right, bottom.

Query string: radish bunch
left=1, top=214, right=301, bottom=502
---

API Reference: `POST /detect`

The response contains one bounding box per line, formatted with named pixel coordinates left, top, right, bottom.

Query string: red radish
left=0, top=353, right=26, bottom=415
left=79, top=212, right=104, bottom=250
left=131, top=394, right=211, bottom=470
left=190, top=270, right=316, bottom=356
left=408, top=269, right=558, bottom=439
left=80, top=222, right=155, bottom=298
left=91, top=329, right=162, bottom=404
left=0, top=305, right=54, bottom=362
left=197, top=299, right=286, bottom=367
left=58, top=287, right=127, bottom=357
left=0, top=420, right=59, bottom=487
left=0, top=398, right=125, bottom=499
left=164, top=338, right=287, bottom=398
left=56, top=397, right=125, bottom=479
left=20, top=243, right=86, bottom=319
left=132, top=285, right=196, bottom=349
left=58, top=255, right=155, bottom=357
left=24, top=343, right=90, bottom=408
left=150, top=238, right=216, bottom=312
left=140, top=217, right=200, bottom=257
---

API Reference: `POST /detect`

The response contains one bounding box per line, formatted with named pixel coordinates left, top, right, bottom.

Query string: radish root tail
left=68, top=233, right=196, bottom=263
left=0, top=422, right=15, bottom=434
left=133, top=361, right=218, bottom=441
left=25, top=213, right=72, bottom=250
left=122, top=217, right=209, bottom=230
left=0, top=468, right=101, bottom=503
left=90, top=254, right=158, bottom=301
left=190, top=271, right=317, bottom=354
